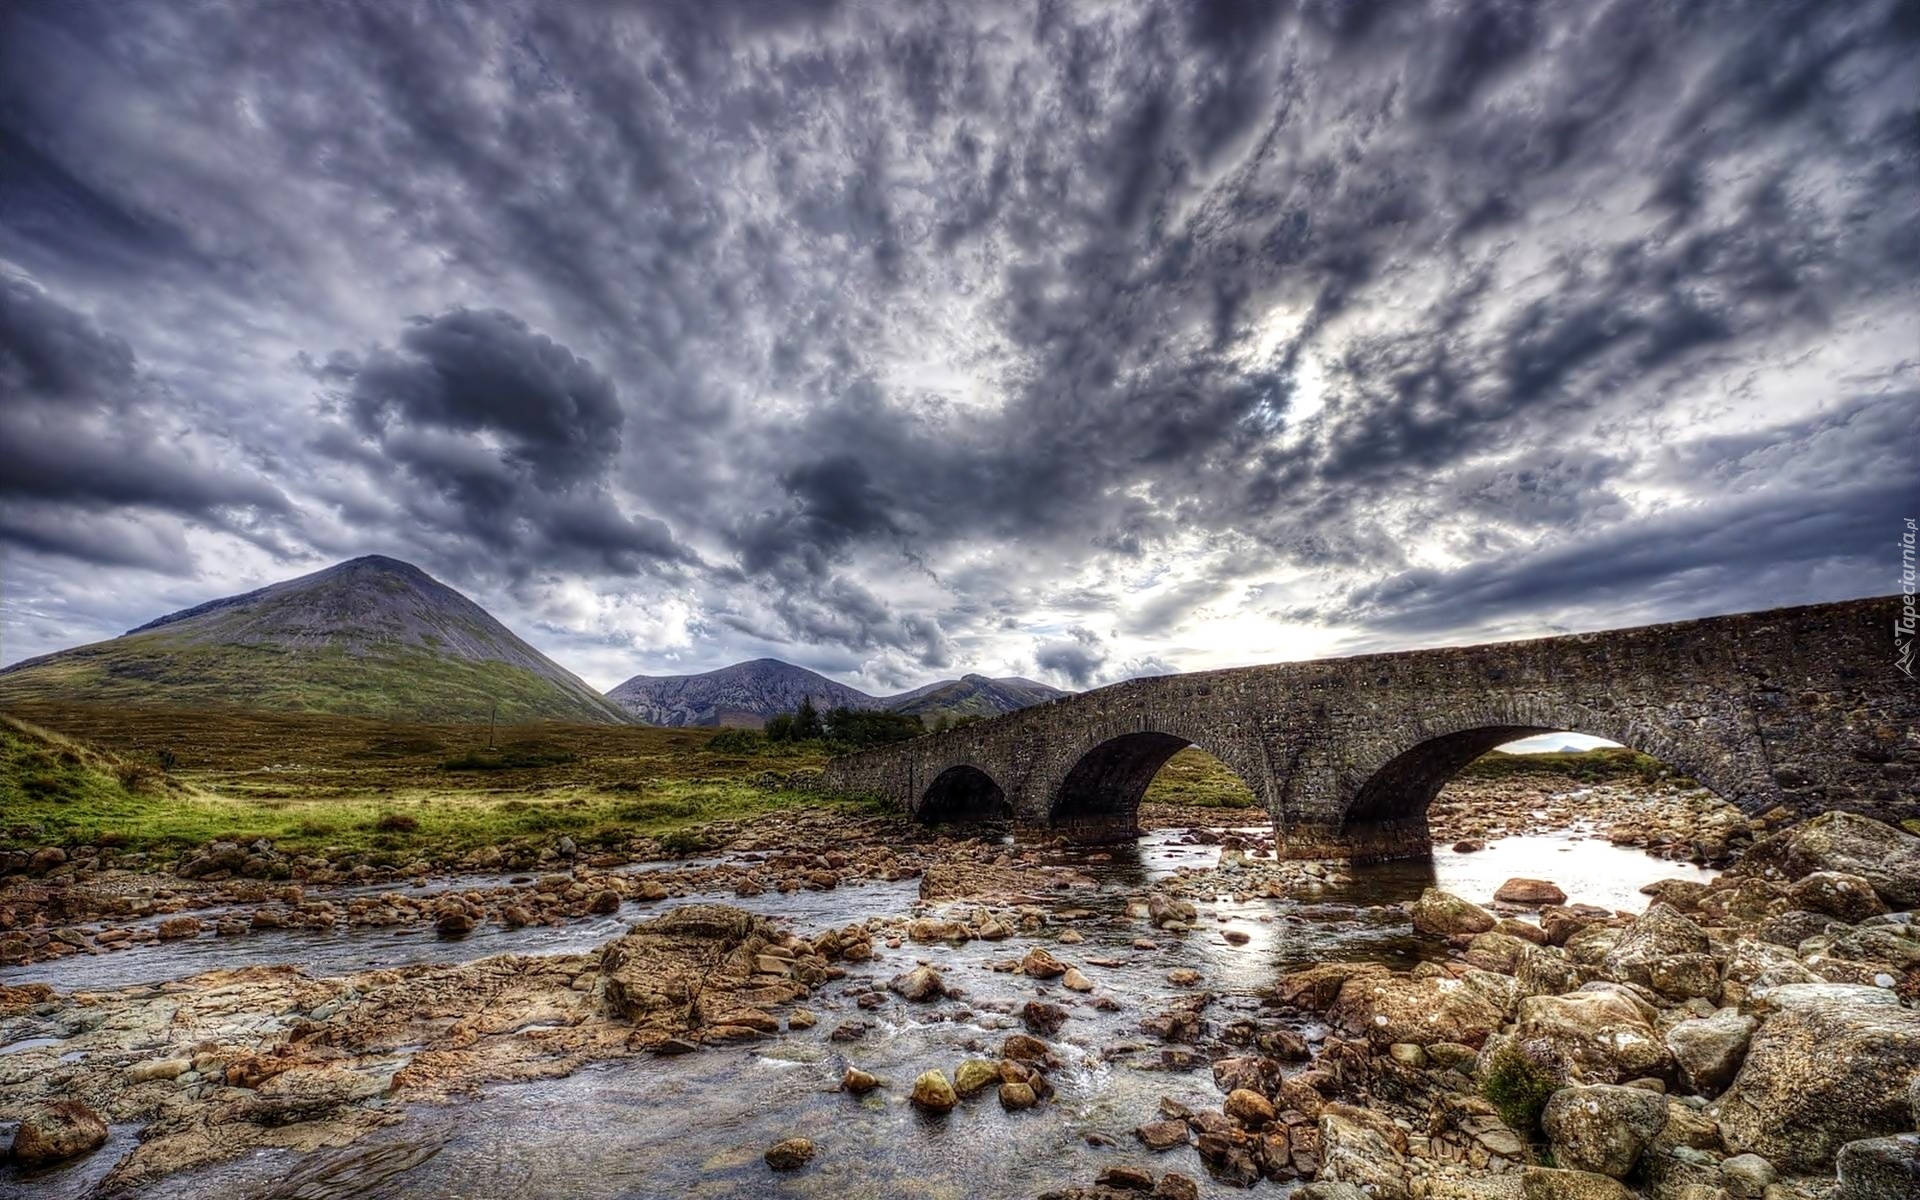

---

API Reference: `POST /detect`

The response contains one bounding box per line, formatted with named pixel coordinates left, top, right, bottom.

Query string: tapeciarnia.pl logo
left=1900, top=517, right=1916, bottom=680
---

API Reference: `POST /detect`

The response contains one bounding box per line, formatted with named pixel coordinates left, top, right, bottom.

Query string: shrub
left=706, top=728, right=763, bottom=755
left=656, top=828, right=707, bottom=855
left=373, top=813, right=420, bottom=833
left=1479, top=1038, right=1564, bottom=1136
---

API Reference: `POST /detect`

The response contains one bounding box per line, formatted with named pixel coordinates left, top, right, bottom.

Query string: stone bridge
left=823, top=597, right=1917, bottom=861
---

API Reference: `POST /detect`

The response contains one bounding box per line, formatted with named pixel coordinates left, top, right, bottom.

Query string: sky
left=1, top=0, right=1915, bottom=696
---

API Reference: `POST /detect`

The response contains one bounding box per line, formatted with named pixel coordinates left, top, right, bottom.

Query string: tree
left=794, top=695, right=823, bottom=740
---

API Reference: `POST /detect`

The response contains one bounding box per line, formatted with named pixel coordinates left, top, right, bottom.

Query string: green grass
left=0, top=703, right=882, bottom=863
left=1479, top=1039, right=1564, bottom=1137
left=1458, top=746, right=1696, bottom=788
left=1142, top=747, right=1260, bottom=808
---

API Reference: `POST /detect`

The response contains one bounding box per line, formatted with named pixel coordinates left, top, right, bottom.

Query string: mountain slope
left=608, top=661, right=1068, bottom=727
left=883, top=674, right=1067, bottom=720
left=0, top=556, right=628, bottom=725
left=608, top=659, right=875, bottom=727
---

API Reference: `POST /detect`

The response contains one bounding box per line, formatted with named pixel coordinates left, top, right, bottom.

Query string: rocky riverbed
left=2, top=776, right=1917, bottom=1199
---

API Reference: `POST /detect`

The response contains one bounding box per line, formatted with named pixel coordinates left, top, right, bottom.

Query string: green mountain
left=609, top=661, right=1068, bottom=727
left=0, top=556, right=629, bottom=725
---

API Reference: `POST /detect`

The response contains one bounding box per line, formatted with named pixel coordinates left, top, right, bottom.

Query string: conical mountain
left=0, top=556, right=628, bottom=724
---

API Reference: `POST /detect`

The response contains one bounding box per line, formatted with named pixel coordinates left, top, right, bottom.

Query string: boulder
left=1834, top=1133, right=1920, bottom=1200
left=1717, top=1152, right=1776, bottom=1198
left=1647, top=952, right=1722, bottom=1003
left=1021, top=947, right=1069, bottom=978
left=1598, top=903, right=1709, bottom=989
left=1224, top=1088, right=1276, bottom=1126
left=599, top=905, right=812, bottom=1040
left=1509, top=985, right=1671, bottom=1083
left=1712, top=998, right=1920, bottom=1171
left=1318, top=1104, right=1410, bottom=1200
left=1665, top=1008, right=1758, bottom=1095
left=1409, top=889, right=1496, bottom=937
left=1136, top=1120, right=1190, bottom=1151
left=1148, top=894, right=1198, bottom=929
left=1542, top=1083, right=1669, bottom=1177
left=1495, top=878, right=1568, bottom=906
left=1327, top=968, right=1518, bottom=1048
left=911, top=1069, right=958, bottom=1112
left=889, top=964, right=949, bottom=1002
left=1790, top=871, right=1890, bottom=923
left=8, top=1100, right=108, bottom=1165
left=998, top=1080, right=1037, bottom=1110
left=1739, top=812, right=1920, bottom=907
left=954, top=1058, right=1001, bottom=1097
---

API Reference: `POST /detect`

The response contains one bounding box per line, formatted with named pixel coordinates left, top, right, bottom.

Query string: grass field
left=0, top=702, right=865, bottom=861
left=1, top=702, right=1677, bottom=860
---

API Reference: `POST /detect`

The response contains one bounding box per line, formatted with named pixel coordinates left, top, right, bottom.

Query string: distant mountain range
left=0, top=556, right=1070, bottom=729
left=608, top=660, right=1066, bottom=727
left=0, top=556, right=628, bottom=724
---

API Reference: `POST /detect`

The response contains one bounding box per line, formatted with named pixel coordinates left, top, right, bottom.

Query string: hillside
left=0, top=556, right=629, bottom=725
left=609, top=660, right=1068, bottom=727
left=609, top=659, right=878, bottom=727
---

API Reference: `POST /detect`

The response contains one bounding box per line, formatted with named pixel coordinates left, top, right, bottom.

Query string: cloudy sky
left=1, top=0, right=1915, bottom=695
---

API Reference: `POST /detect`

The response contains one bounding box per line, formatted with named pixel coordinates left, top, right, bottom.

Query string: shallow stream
left=1, top=823, right=1714, bottom=1199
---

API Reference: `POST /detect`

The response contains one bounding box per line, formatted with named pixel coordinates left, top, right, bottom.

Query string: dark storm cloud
left=0, top=277, right=288, bottom=567
left=313, top=308, right=695, bottom=577
left=0, top=0, right=1913, bottom=680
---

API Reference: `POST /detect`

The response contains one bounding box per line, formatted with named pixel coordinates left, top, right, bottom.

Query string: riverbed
left=0, top=823, right=1715, bottom=1199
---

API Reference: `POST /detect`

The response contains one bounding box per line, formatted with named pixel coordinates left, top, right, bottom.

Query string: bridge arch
left=1044, top=726, right=1270, bottom=843
left=1322, top=699, right=1766, bottom=860
left=915, top=762, right=1013, bottom=824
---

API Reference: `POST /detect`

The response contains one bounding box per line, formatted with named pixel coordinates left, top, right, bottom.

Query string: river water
left=1, top=823, right=1713, bottom=1200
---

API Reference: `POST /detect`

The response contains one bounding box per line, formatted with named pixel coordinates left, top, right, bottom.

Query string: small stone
left=998, top=1080, right=1037, bottom=1110
left=1167, top=968, right=1202, bottom=987
left=586, top=889, right=621, bottom=915
left=911, top=1069, right=957, bottom=1112
left=1062, top=966, right=1094, bottom=992
left=888, top=964, right=948, bottom=1002
left=1136, top=1119, right=1190, bottom=1151
left=841, top=1067, right=881, bottom=1093
left=1152, top=1173, right=1200, bottom=1200
left=1222, top=929, right=1250, bottom=945
left=787, top=1008, right=816, bottom=1031
left=1387, top=1043, right=1427, bottom=1069
left=1224, top=1088, right=1276, bottom=1126
left=954, top=1058, right=1001, bottom=1097
left=1021, top=947, right=1068, bottom=978
left=764, top=1137, right=815, bottom=1170
left=1095, top=1164, right=1156, bottom=1191
left=433, top=910, right=475, bottom=937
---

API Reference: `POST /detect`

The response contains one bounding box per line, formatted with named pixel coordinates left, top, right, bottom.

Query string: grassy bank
left=0, top=702, right=876, bottom=862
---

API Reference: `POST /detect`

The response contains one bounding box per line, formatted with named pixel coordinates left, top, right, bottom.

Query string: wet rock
left=998, top=1080, right=1038, bottom=1110
left=1835, top=1133, right=1920, bottom=1200
left=1518, top=1166, right=1633, bottom=1200
left=585, top=889, right=621, bottom=915
left=433, top=910, right=475, bottom=937
left=1095, top=1165, right=1155, bottom=1190
left=954, top=1058, right=1001, bottom=1097
left=1495, top=878, right=1568, bottom=906
left=1062, top=967, right=1094, bottom=992
left=889, top=964, right=949, bottom=1002
left=1136, top=1120, right=1190, bottom=1151
left=1665, top=1008, right=1758, bottom=1095
left=1541, top=903, right=1613, bottom=946
left=764, top=1137, right=814, bottom=1170
left=1409, top=888, right=1496, bottom=937
left=1790, top=871, right=1890, bottom=923
left=600, top=905, right=811, bottom=1042
left=1508, top=984, right=1671, bottom=1083
left=9, top=1099, right=108, bottom=1165
left=1022, top=947, right=1068, bottom=978
left=1211, top=1055, right=1284, bottom=1097
left=841, top=1066, right=881, bottom=1093
left=1147, top=894, right=1198, bottom=930
left=1001, top=1033, right=1053, bottom=1063
left=1166, top=968, right=1202, bottom=987
left=1152, top=1173, right=1200, bottom=1200
left=1712, top=997, right=1920, bottom=1171
left=1224, top=1088, right=1276, bottom=1126
left=1022, top=1000, right=1069, bottom=1034
left=156, top=915, right=203, bottom=940
left=128, top=1056, right=192, bottom=1083
left=1740, top=812, right=1920, bottom=908
left=1542, top=1083, right=1669, bottom=1176
left=911, top=1068, right=958, bottom=1112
